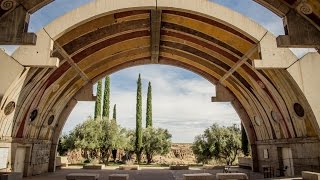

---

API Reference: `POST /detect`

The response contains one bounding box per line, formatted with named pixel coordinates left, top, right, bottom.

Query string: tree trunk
left=112, top=149, right=117, bottom=162
left=136, top=152, right=141, bottom=164
left=146, top=153, right=153, bottom=164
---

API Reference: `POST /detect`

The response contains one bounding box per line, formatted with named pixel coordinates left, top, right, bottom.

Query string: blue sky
left=0, top=0, right=316, bottom=142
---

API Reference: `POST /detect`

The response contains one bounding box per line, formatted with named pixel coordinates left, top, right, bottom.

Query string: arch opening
left=0, top=1, right=319, bottom=176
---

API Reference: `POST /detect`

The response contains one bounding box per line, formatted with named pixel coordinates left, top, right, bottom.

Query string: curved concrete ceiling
left=1, top=0, right=319, bottom=148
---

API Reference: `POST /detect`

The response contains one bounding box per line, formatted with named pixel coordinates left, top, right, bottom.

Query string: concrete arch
left=0, top=0, right=319, bottom=176
left=1, top=0, right=319, bottom=48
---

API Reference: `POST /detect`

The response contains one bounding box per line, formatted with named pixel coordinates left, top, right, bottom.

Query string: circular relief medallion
left=257, top=81, right=265, bottom=89
left=1, top=0, right=16, bottom=11
left=30, top=109, right=38, bottom=122
left=4, top=101, right=15, bottom=115
left=294, top=103, right=305, bottom=118
left=271, top=111, right=280, bottom=123
left=299, top=2, right=313, bottom=15
left=48, top=115, right=54, bottom=125
left=254, top=116, right=261, bottom=126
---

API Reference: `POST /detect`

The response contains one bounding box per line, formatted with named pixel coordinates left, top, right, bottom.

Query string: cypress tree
left=113, top=104, right=116, bottom=120
left=94, top=80, right=102, bottom=120
left=102, top=76, right=110, bottom=119
left=146, top=82, right=152, bottom=128
left=135, top=74, right=143, bottom=163
left=241, top=124, right=250, bottom=156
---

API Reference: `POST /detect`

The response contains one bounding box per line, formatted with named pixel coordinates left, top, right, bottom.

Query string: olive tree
left=192, top=123, right=241, bottom=165
left=143, top=127, right=172, bottom=164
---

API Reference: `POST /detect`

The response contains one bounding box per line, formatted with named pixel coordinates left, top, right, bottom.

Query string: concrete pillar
left=277, top=10, right=320, bottom=48
left=251, top=144, right=259, bottom=172
left=48, top=99, right=78, bottom=172
left=48, top=144, right=57, bottom=172
left=0, top=6, right=36, bottom=45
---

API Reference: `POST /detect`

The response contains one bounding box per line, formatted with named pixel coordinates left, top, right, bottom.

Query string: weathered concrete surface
left=0, top=50, right=24, bottom=101
left=170, top=165, right=189, bottom=170
left=288, top=52, right=320, bottom=135
left=23, top=167, right=263, bottom=180
left=302, top=171, right=320, bottom=180
left=109, top=174, right=129, bottom=180
left=0, top=0, right=319, bottom=177
left=11, top=29, right=59, bottom=67
left=277, top=10, right=320, bottom=48
left=83, top=165, right=104, bottom=170
left=183, top=173, right=214, bottom=180
left=216, top=173, right=248, bottom=180
left=119, top=165, right=139, bottom=170
left=66, top=173, right=99, bottom=180
left=256, top=138, right=320, bottom=176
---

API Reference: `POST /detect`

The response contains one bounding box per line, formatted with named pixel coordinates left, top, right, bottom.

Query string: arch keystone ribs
left=150, top=9, right=162, bottom=63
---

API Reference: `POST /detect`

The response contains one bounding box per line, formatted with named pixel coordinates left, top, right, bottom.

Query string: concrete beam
left=219, top=45, right=258, bottom=85
left=211, top=83, right=235, bottom=102
left=74, top=83, right=95, bottom=101
left=0, top=6, right=36, bottom=45
left=0, top=50, right=24, bottom=101
left=12, top=29, right=59, bottom=67
left=254, top=32, right=297, bottom=68
left=150, top=9, right=162, bottom=63
left=54, top=43, right=90, bottom=82
left=277, top=10, right=320, bottom=48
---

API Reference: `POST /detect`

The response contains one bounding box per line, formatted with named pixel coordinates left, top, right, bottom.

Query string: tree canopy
left=192, top=123, right=241, bottom=165
left=143, top=127, right=172, bottom=164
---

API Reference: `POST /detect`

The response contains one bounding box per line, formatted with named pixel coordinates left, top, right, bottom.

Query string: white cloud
left=64, top=65, right=241, bottom=143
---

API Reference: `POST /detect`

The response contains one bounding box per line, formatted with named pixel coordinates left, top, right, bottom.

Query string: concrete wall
left=0, top=50, right=24, bottom=101
left=256, top=138, right=320, bottom=176
left=287, top=52, right=320, bottom=136
left=0, top=138, right=52, bottom=177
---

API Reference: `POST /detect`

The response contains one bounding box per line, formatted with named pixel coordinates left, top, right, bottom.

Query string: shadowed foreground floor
left=23, top=166, right=264, bottom=180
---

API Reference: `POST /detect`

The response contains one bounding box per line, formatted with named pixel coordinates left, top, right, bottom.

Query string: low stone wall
left=170, top=165, right=189, bottom=170
left=256, top=138, right=320, bottom=176
left=238, top=157, right=252, bottom=169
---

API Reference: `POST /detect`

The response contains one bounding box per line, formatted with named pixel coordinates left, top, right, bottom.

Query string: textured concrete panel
left=0, top=50, right=24, bottom=100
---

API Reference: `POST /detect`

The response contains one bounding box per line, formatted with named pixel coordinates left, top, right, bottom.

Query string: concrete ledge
left=216, top=173, right=248, bottom=180
left=183, top=173, right=214, bottom=180
left=203, top=165, right=224, bottom=170
left=119, top=165, right=139, bottom=170
left=56, top=156, right=69, bottom=168
left=83, top=164, right=103, bottom=170
left=302, top=171, right=320, bottom=180
left=0, top=172, right=23, bottom=180
left=238, top=157, right=252, bottom=169
left=109, top=174, right=129, bottom=180
left=170, top=165, right=189, bottom=170
left=66, top=173, right=99, bottom=180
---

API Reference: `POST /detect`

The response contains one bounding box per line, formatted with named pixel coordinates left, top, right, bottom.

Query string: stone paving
left=23, top=166, right=265, bottom=180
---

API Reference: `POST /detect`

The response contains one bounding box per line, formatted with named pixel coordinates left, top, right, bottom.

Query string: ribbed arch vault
left=0, top=0, right=319, bottom=175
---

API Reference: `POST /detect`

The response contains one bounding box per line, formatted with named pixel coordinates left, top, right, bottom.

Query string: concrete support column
left=277, top=10, right=320, bottom=48
left=251, top=144, right=259, bottom=172
left=0, top=6, right=36, bottom=45
left=48, top=143, right=57, bottom=172
left=48, top=99, right=78, bottom=172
